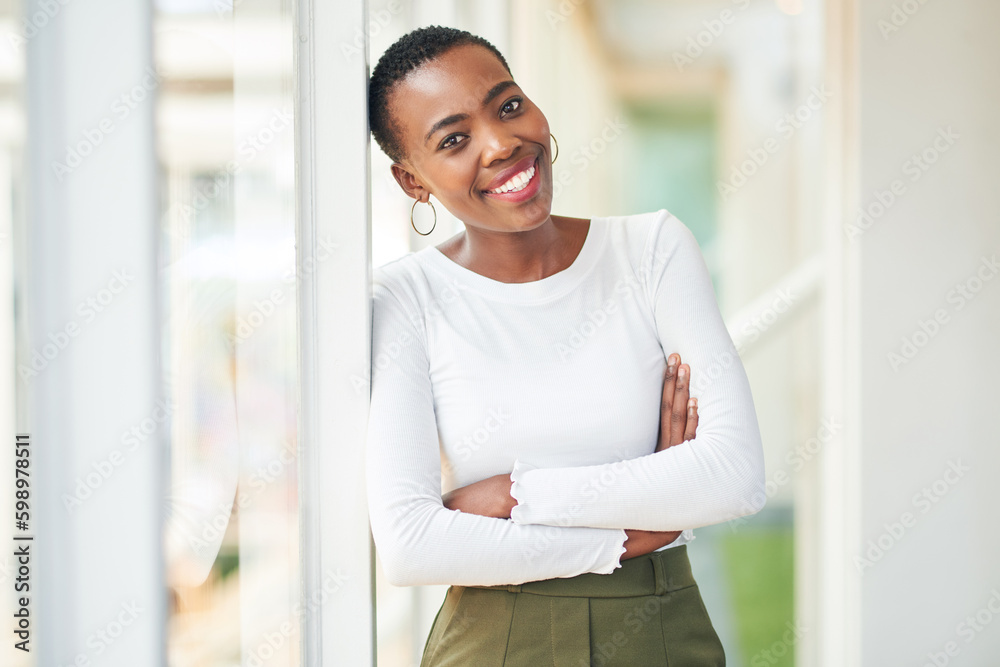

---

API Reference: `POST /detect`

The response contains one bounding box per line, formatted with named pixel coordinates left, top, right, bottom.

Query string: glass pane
left=154, top=1, right=299, bottom=664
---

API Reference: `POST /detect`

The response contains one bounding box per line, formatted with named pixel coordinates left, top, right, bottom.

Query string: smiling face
left=387, top=43, right=554, bottom=234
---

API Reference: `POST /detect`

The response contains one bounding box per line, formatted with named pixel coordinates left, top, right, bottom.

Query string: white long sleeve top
left=366, top=208, right=766, bottom=587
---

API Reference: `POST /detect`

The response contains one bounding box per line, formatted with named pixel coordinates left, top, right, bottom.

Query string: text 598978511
left=13, top=433, right=32, bottom=653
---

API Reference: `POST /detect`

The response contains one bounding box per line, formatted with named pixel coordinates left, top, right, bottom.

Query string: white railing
left=726, top=254, right=825, bottom=357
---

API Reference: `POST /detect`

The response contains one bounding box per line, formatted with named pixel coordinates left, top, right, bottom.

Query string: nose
left=481, top=123, right=522, bottom=167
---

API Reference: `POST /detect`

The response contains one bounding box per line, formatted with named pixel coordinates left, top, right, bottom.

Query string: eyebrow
left=423, top=80, right=519, bottom=146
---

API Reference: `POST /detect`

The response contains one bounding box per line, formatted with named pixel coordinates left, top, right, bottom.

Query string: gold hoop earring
left=549, top=132, right=559, bottom=164
left=410, top=197, right=437, bottom=236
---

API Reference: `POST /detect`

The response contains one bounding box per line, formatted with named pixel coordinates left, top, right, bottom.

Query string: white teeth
left=488, top=163, right=536, bottom=194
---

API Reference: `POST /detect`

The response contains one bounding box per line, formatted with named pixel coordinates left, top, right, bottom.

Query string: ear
left=390, top=162, right=430, bottom=202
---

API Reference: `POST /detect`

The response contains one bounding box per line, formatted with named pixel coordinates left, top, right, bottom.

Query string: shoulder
left=601, top=208, right=698, bottom=276
left=373, top=252, right=414, bottom=296
left=372, top=253, right=428, bottom=330
left=602, top=207, right=690, bottom=248
left=644, top=209, right=700, bottom=258
left=371, top=248, right=463, bottom=339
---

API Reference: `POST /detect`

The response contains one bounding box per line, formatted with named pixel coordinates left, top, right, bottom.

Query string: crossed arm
left=367, top=285, right=638, bottom=586
left=442, top=352, right=703, bottom=560
left=443, top=215, right=766, bottom=536
left=366, top=213, right=766, bottom=587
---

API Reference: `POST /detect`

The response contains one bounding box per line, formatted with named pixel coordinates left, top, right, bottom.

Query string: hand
left=442, top=473, right=516, bottom=519
left=621, top=528, right=683, bottom=560
left=622, top=353, right=699, bottom=560
left=655, top=353, right=698, bottom=452
left=442, top=476, right=686, bottom=560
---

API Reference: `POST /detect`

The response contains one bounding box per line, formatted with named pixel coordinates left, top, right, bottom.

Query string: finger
left=657, top=354, right=680, bottom=452
left=669, top=363, right=690, bottom=446
left=683, top=398, right=698, bottom=441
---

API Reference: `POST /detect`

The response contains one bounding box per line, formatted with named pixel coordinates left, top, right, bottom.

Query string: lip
left=481, top=155, right=540, bottom=203
left=481, top=154, right=538, bottom=193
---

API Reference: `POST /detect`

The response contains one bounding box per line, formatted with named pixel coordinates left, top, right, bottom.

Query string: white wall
left=857, top=0, right=1000, bottom=663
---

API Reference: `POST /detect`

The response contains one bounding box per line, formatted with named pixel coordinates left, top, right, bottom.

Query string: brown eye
left=500, top=97, right=522, bottom=117
left=440, top=134, right=465, bottom=150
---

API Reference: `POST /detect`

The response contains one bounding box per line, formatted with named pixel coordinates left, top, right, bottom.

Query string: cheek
left=523, top=103, right=548, bottom=131
left=441, top=158, right=484, bottom=196
left=415, top=156, right=473, bottom=194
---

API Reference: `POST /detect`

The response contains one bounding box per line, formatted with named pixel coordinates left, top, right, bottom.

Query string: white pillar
left=817, top=1, right=863, bottom=665
left=24, top=0, right=164, bottom=665
left=852, top=0, right=1000, bottom=663
left=294, top=0, right=376, bottom=664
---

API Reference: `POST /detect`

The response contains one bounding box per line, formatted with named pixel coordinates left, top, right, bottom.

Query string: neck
left=448, top=215, right=583, bottom=284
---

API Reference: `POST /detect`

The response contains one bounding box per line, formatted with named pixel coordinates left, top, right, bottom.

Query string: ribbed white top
left=366, top=209, right=766, bottom=587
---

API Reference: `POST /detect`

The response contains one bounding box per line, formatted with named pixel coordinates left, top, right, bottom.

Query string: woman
left=365, top=25, right=766, bottom=666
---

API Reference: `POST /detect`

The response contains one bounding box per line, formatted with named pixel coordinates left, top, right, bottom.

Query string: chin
left=513, top=192, right=553, bottom=224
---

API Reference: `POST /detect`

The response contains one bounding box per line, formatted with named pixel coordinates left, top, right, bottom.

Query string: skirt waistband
left=464, top=544, right=695, bottom=598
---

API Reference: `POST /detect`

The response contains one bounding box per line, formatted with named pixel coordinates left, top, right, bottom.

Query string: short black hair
left=368, top=25, right=513, bottom=164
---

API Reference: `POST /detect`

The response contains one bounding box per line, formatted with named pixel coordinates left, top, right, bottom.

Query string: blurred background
left=1, top=0, right=998, bottom=666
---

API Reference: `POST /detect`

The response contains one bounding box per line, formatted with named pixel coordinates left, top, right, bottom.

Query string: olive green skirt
left=419, top=544, right=725, bottom=666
